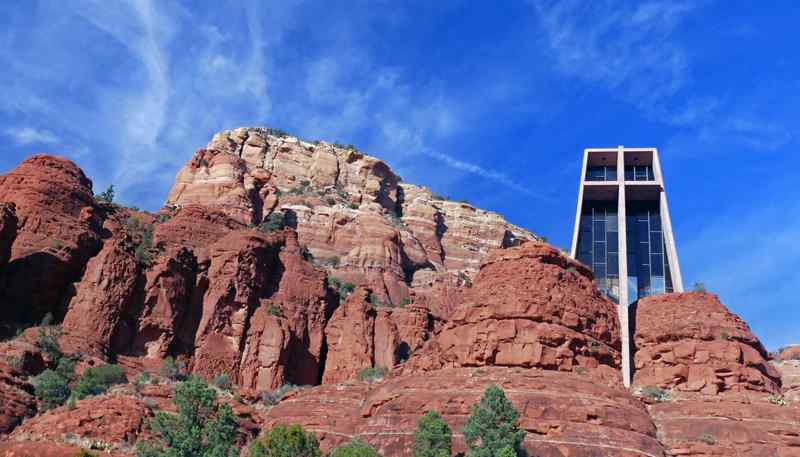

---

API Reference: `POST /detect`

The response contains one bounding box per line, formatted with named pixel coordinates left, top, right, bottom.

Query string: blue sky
left=1, top=1, right=798, bottom=350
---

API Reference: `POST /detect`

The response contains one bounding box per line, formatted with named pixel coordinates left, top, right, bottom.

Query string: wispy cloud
left=4, top=127, right=60, bottom=146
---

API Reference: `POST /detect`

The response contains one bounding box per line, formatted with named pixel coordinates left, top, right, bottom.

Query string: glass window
left=650, top=232, right=663, bottom=253
left=607, top=254, right=619, bottom=275
left=607, top=235, right=619, bottom=253
left=651, top=254, right=664, bottom=275
left=593, top=220, right=606, bottom=241
left=651, top=276, right=666, bottom=294
left=593, top=242, right=606, bottom=259
left=593, top=263, right=606, bottom=278
left=625, top=166, right=634, bottom=181
left=607, top=168, right=617, bottom=181
left=649, top=212, right=662, bottom=231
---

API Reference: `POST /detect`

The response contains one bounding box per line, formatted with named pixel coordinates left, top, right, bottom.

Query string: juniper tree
left=462, top=385, right=526, bottom=457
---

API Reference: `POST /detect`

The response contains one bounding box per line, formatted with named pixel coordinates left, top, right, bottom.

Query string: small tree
left=329, top=439, right=380, bottom=457
left=413, top=410, right=452, bottom=457
left=36, top=325, right=63, bottom=363
left=249, top=424, right=321, bottom=457
left=692, top=282, right=707, bottom=293
left=462, top=385, right=525, bottom=457
left=136, top=376, right=238, bottom=457
left=32, top=369, right=71, bottom=409
left=160, top=356, right=185, bottom=381
left=73, top=364, right=127, bottom=400
left=212, top=373, right=232, bottom=391
left=259, top=212, right=286, bottom=233
left=96, top=185, right=115, bottom=204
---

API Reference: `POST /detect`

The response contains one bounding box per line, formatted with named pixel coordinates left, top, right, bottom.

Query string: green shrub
left=95, top=185, right=115, bottom=204
left=249, top=424, right=321, bottom=457
left=261, top=384, right=301, bottom=406
left=413, top=410, right=452, bottom=457
left=768, top=395, right=787, bottom=406
left=212, top=374, right=232, bottom=391
left=160, top=357, right=185, bottom=381
left=135, top=376, right=238, bottom=457
left=329, top=439, right=380, bottom=457
left=399, top=298, right=412, bottom=308
left=55, top=357, right=76, bottom=380
left=266, top=304, right=284, bottom=318
left=72, top=364, right=127, bottom=400
left=327, top=277, right=355, bottom=301
left=358, top=366, right=387, bottom=383
left=640, top=386, right=671, bottom=403
left=348, top=203, right=359, bottom=210
left=462, top=385, right=525, bottom=457
left=697, top=433, right=716, bottom=445
left=32, top=369, right=71, bottom=409
left=75, top=450, right=97, bottom=457
left=259, top=212, right=286, bottom=232
left=496, top=446, right=516, bottom=457
left=692, top=282, right=707, bottom=293
left=134, top=372, right=151, bottom=393
left=37, top=325, right=63, bottom=362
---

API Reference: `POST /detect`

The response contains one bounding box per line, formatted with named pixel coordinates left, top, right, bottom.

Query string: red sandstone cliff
left=0, top=140, right=796, bottom=457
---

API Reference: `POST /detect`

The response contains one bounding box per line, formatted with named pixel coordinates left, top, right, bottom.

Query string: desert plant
left=329, top=439, right=380, bottom=457
left=135, top=376, right=238, bottom=457
left=266, top=304, right=284, bottom=318
left=640, top=386, right=671, bottom=402
left=95, top=185, right=115, bottom=204
left=768, top=395, right=787, bottom=406
left=212, top=374, right=232, bottom=391
left=358, top=366, right=387, bottom=383
left=32, top=369, right=71, bottom=409
left=72, top=364, right=127, bottom=400
left=249, top=424, right=321, bottom=457
left=37, top=325, right=63, bottom=363
left=75, top=450, right=97, bottom=457
left=261, top=384, right=301, bottom=406
left=160, top=356, right=185, bottom=381
left=134, top=371, right=151, bottom=393
left=697, top=433, right=716, bottom=445
left=259, top=212, right=286, bottom=232
left=399, top=298, right=412, bottom=308
left=413, top=410, right=452, bottom=457
left=462, top=385, right=525, bottom=457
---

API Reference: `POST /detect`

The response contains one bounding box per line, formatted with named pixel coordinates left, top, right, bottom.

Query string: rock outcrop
left=166, top=128, right=537, bottom=309
left=634, top=292, right=800, bottom=457
left=0, top=155, right=104, bottom=324
left=0, top=361, right=36, bottom=436
left=405, top=241, right=621, bottom=376
left=0, top=203, right=17, bottom=268
left=264, top=367, right=666, bottom=457
left=633, top=292, right=780, bottom=395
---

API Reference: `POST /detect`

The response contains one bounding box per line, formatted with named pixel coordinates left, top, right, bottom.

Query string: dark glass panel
left=637, top=221, right=649, bottom=241
left=593, top=242, right=606, bottom=260
left=651, top=254, right=664, bottom=275
left=607, top=235, right=619, bottom=253
left=625, top=166, right=634, bottom=181
left=649, top=212, right=662, bottom=231
left=593, top=221, right=606, bottom=241
left=650, top=232, right=663, bottom=253
left=608, top=254, right=619, bottom=275
left=593, top=263, right=606, bottom=278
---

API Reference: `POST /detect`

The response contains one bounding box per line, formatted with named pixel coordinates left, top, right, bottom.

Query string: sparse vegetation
left=261, top=384, right=302, bottom=406
left=329, top=439, right=380, bottom=457
left=127, top=216, right=155, bottom=268
left=328, top=277, right=355, bottom=301
left=95, top=185, right=115, bottom=204
left=249, top=424, right=321, bottom=457
left=692, top=282, right=707, bottom=293
left=135, top=376, right=238, bottom=457
left=640, top=386, right=671, bottom=403
left=259, top=212, right=286, bottom=232
left=212, top=373, right=232, bottom=392
left=32, top=367, right=72, bottom=409
left=72, top=364, right=127, bottom=400
left=768, top=395, right=787, bottom=406
left=413, top=410, right=452, bottom=457
left=36, top=324, right=63, bottom=363
left=266, top=303, right=284, bottom=318
left=263, top=128, right=291, bottom=138
left=462, top=385, right=525, bottom=457
left=160, top=356, right=186, bottom=381
left=697, top=433, right=717, bottom=445
left=358, top=366, right=388, bottom=383
left=400, top=298, right=412, bottom=308
left=134, top=371, right=151, bottom=393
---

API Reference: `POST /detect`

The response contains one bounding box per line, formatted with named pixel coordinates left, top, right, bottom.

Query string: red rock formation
left=0, top=155, right=104, bottom=323
left=263, top=367, right=665, bottom=457
left=153, top=204, right=245, bottom=255
left=322, top=288, right=377, bottom=384
left=777, top=345, right=800, bottom=361
left=165, top=128, right=537, bottom=306
left=0, top=361, right=36, bottom=436
left=405, top=241, right=621, bottom=376
left=633, top=292, right=780, bottom=395
left=61, top=236, right=140, bottom=358
left=5, top=393, right=152, bottom=453
left=0, top=203, right=18, bottom=267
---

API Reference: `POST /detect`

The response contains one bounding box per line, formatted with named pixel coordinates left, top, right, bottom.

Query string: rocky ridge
left=0, top=135, right=796, bottom=457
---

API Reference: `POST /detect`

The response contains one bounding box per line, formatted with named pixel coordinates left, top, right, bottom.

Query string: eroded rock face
left=0, top=361, right=36, bottom=436
left=0, top=203, right=18, bottom=268
left=404, top=241, right=621, bottom=376
left=633, top=292, right=781, bottom=395
left=165, top=128, right=537, bottom=308
left=646, top=394, right=800, bottom=457
left=264, top=367, right=665, bottom=457
left=0, top=155, right=103, bottom=323
left=61, top=236, right=140, bottom=358
left=5, top=393, right=152, bottom=453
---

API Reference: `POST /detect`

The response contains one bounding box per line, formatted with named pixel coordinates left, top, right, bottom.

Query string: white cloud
left=5, top=127, right=60, bottom=146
